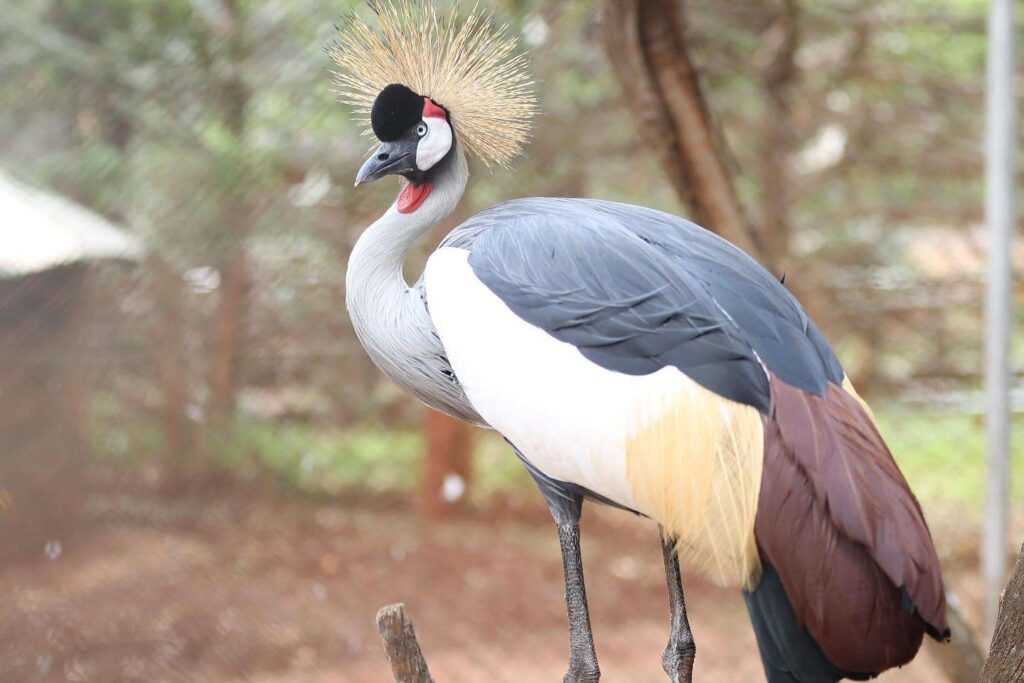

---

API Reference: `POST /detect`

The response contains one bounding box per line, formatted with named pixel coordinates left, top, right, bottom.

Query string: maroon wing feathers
left=756, top=376, right=948, bottom=674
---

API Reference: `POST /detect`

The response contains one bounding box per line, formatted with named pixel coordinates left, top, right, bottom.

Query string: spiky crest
left=330, top=0, right=536, bottom=167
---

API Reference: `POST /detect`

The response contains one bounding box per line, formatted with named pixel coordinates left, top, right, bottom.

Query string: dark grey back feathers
left=442, top=198, right=843, bottom=413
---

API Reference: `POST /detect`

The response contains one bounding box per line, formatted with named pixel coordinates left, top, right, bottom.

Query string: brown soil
left=0, top=464, right=981, bottom=682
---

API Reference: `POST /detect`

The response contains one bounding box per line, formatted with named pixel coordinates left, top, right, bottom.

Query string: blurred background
left=0, top=0, right=1021, bottom=681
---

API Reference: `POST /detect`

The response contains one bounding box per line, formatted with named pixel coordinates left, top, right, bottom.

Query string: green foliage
left=89, top=406, right=536, bottom=500
left=218, top=425, right=535, bottom=499
left=219, top=408, right=1023, bottom=511
left=89, top=403, right=1020, bottom=515
left=876, top=408, right=1024, bottom=511
left=216, top=422, right=423, bottom=494
left=90, top=413, right=168, bottom=465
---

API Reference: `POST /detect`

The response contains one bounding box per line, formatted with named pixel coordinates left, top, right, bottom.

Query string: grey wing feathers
left=442, top=198, right=842, bottom=413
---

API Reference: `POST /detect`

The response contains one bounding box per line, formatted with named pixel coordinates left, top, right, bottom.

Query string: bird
left=331, top=3, right=949, bottom=682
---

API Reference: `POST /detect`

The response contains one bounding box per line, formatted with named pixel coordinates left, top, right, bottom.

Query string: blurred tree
left=601, top=0, right=768, bottom=265
left=0, top=0, right=1015, bottom=499
left=980, top=543, right=1024, bottom=681
left=0, top=0, right=363, bottom=443
left=752, top=0, right=800, bottom=269
left=203, top=0, right=252, bottom=424
left=420, top=410, right=474, bottom=517
left=154, top=261, right=191, bottom=457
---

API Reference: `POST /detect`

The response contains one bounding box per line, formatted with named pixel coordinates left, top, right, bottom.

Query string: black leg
left=661, top=529, right=696, bottom=683
left=559, top=522, right=601, bottom=683
left=512, top=444, right=600, bottom=683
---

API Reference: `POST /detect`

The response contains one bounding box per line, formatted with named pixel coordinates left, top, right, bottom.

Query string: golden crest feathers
left=329, top=1, right=536, bottom=167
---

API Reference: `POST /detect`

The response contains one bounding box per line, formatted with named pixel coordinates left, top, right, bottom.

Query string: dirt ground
left=0, top=463, right=989, bottom=683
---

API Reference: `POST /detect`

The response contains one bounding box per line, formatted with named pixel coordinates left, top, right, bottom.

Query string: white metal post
left=982, top=0, right=1017, bottom=638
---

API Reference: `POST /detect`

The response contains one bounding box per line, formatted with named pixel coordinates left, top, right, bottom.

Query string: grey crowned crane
left=332, top=3, right=949, bottom=682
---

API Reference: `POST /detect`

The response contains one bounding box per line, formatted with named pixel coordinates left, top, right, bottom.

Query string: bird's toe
left=662, top=638, right=696, bottom=683
left=563, top=658, right=600, bottom=683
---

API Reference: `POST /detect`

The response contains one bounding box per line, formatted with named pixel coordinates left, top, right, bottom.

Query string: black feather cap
left=371, top=83, right=424, bottom=141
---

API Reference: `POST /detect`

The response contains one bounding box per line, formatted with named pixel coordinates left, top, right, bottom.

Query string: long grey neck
left=346, top=145, right=467, bottom=330
left=346, top=145, right=482, bottom=423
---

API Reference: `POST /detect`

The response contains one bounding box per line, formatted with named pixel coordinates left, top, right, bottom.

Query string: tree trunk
left=980, top=542, right=1024, bottom=682
left=755, top=0, right=799, bottom=270
left=601, top=0, right=771, bottom=268
left=209, top=249, right=248, bottom=422
left=419, top=410, right=474, bottom=518
left=206, top=0, right=250, bottom=424
left=155, top=261, right=190, bottom=456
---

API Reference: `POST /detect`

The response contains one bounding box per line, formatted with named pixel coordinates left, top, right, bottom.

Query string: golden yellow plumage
left=626, top=383, right=764, bottom=589
left=841, top=374, right=875, bottom=420
left=329, top=0, right=536, bottom=167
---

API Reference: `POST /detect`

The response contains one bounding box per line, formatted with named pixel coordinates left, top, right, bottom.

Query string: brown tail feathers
left=754, top=375, right=948, bottom=675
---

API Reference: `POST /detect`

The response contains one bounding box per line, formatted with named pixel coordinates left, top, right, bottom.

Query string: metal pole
left=982, top=0, right=1017, bottom=638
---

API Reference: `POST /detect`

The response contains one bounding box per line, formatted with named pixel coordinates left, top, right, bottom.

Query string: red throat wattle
left=397, top=181, right=432, bottom=213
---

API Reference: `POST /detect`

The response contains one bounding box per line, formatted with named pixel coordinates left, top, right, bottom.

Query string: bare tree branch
left=376, top=603, right=434, bottom=683
left=754, top=0, right=799, bottom=266
left=601, top=0, right=771, bottom=267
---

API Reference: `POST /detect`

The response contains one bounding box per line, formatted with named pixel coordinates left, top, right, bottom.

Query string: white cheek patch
left=416, top=117, right=453, bottom=171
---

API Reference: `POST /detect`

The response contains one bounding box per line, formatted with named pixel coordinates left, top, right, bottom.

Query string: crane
left=331, top=3, right=949, bottom=682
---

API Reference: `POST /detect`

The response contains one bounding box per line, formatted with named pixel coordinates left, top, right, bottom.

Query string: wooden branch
left=755, top=0, right=799, bottom=266
left=979, top=542, right=1024, bottom=682
left=601, top=0, right=771, bottom=268
left=376, top=603, right=435, bottom=683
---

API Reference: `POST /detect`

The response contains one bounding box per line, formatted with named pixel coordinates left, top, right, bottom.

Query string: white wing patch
left=425, top=248, right=680, bottom=513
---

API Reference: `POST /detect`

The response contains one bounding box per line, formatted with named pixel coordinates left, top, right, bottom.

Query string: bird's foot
left=661, top=637, right=696, bottom=683
left=563, top=657, right=601, bottom=683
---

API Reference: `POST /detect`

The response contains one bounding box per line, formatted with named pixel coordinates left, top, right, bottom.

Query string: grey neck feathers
left=345, top=145, right=482, bottom=424
left=347, top=146, right=467, bottom=303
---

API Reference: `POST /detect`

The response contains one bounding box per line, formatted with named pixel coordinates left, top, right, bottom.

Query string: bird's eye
left=416, top=123, right=427, bottom=137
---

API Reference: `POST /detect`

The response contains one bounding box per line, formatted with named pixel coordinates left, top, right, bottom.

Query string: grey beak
left=354, top=140, right=419, bottom=186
